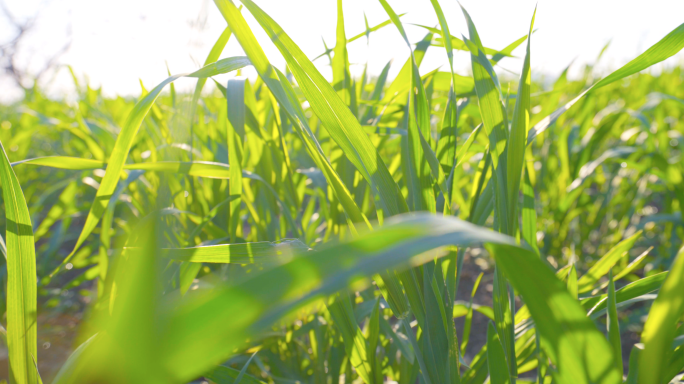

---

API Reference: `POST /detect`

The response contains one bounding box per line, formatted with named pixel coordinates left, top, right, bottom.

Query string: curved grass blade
left=597, top=247, right=652, bottom=290
left=204, top=365, right=266, bottom=384
left=51, top=334, right=98, bottom=384
left=638, top=245, right=684, bottom=384
left=577, top=230, right=642, bottom=293
left=233, top=351, right=258, bottom=384
left=190, top=26, right=233, bottom=117
left=0, top=139, right=38, bottom=384
left=664, top=345, right=684, bottom=384
left=33, top=180, right=78, bottom=241
left=528, top=22, right=684, bottom=144
left=12, top=156, right=105, bottom=170
left=158, top=214, right=518, bottom=382
left=157, top=239, right=308, bottom=263
left=584, top=271, right=668, bottom=317
left=486, top=242, right=622, bottom=384
left=63, top=215, right=162, bottom=383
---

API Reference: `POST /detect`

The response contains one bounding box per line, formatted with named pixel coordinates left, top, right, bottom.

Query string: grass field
left=1, top=0, right=684, bottom=383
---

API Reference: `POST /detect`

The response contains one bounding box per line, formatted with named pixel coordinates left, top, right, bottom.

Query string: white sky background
left=2, top=0, right=684, bottom=103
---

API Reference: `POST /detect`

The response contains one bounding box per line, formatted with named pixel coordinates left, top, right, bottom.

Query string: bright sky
left=2, top=0, right=684, bottom=102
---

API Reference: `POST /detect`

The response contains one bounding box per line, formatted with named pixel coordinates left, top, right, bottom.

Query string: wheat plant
left=1, top=0, right=684, bottom=383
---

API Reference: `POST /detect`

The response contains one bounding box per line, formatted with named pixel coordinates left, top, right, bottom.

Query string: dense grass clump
left=0, top=0, right=684, bottom=383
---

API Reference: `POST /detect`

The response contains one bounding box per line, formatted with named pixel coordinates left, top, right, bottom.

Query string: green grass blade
left=51, top=335, right=98, bottom=384
left=486, top=242, right=622, bottom=384
left=191, top=26, right=233, bottom=117
left=487, top=322, right=511, bottom=384
left=427, top=0, right=455, bottom=82
left=157, top=239, right=308, bottom=263
left=348, top=14, right=405, bottom=43
left=0, top=139, right=38, bottom=384
left=428, top=1, right=461, bottom=214
left=158, top=214, right=519, bottom=381
left=380, top=30, right=432, bottom=109
left=33, top=180, right=77, bottom=241
left=313, top=13, right=407, bottom=61
left=328, top=293, right=373, bottom=384
left=455, top=123, right=483, bottom=169
left=437, top=89, right=458, bottom=172
left=401, top=316, right=431, bottom=384
left=416, top=24, right=517, bottom=59
left=506, top=8, right=535, bottom=235
left=462, top=272, right=483, bottom=355
left=233, top=351, right=258, bottom=384
left=592, top=23, right=684, bottom=90
left=460, top=7, right=516, bottom=377
left=625, top=345, right=641, bottom=384
left=186, top=57, right=252, bottom=78
left=332, top=0, right=351, bottom=105
left=226, top=79, right=246, bottom=242
left=189, top=24, right=235, bottom=161
left=492, top=266, right=516, bottom=382
left=98, top=170, right=143, bottom=296
left=521, top=163, right=538, bottom=255
left=361, top=60, right=392, bottom=124
left=577, top=231, right=642, bottom=293
left=664, top=345, right=684, bottom=384
left=528, top=22, right=684, bottom=144
left=606, top=271, right=622, bottom=376
left=12, top=156, right=105, bottom=169
left=375, top=271, right=410, bottom=321
left=367, top=299, right=382, bottom=384
left=422, top=264, right=450, bottom=383
left=65, top=215, right=162, bottom=382
left=584, top=271, right=668, bottom=317
left=204, top=365, right=266, bottom=384
left=567, top=265, right=578, bottom=300
left=179, top=263, right=202, bottom=297
left=638, top=245, right=684, bottom=384
left=379, top=316, right=414, bottom=364
left=460, top=5, right=509, bottom=235
left=600, top=247, right=652, bottom=289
